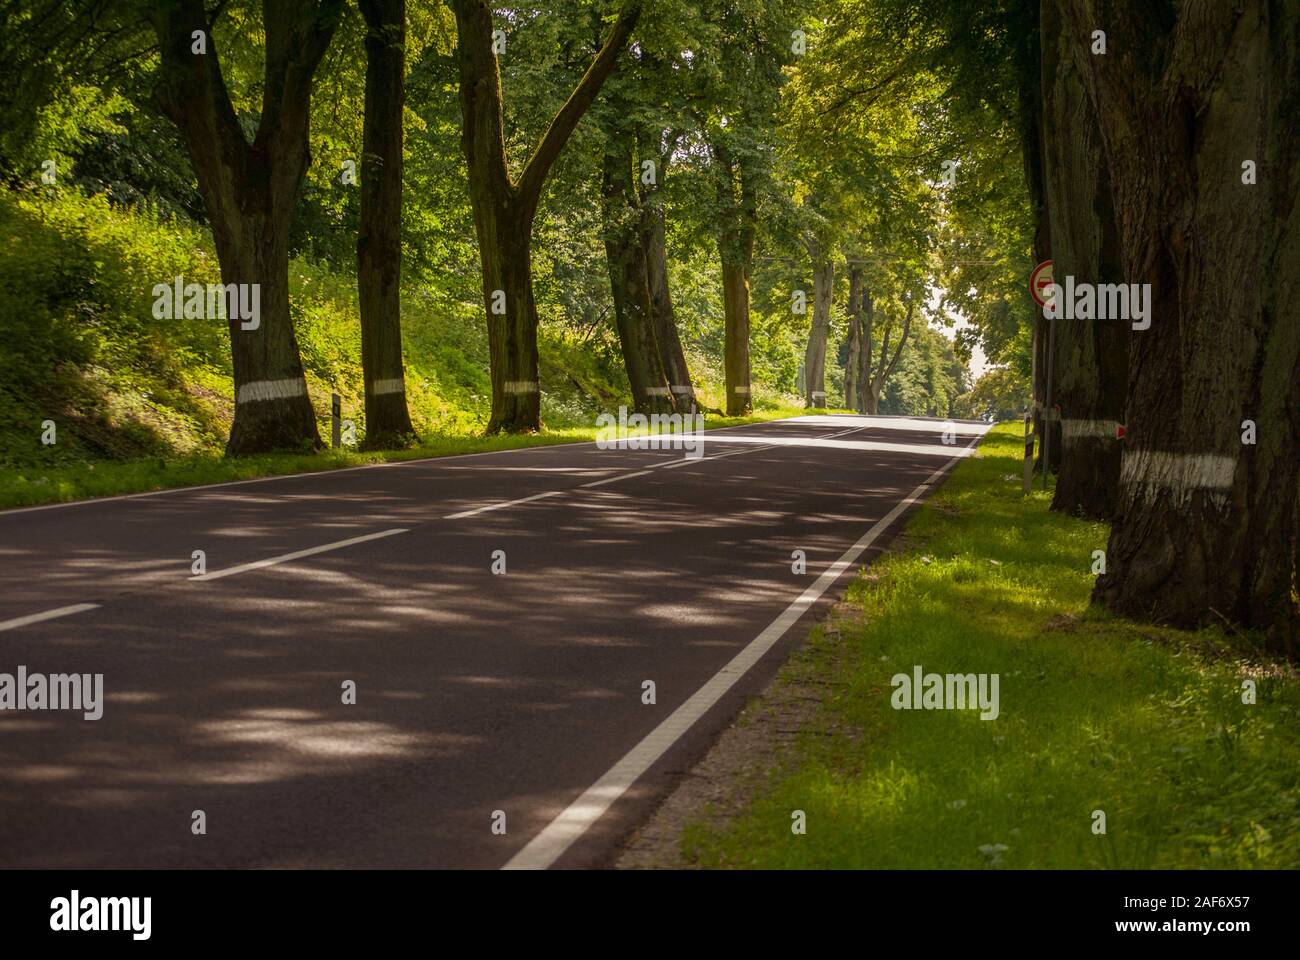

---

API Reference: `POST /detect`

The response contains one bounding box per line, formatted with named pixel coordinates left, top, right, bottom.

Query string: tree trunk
left=713, top=141, right=756, bottom=417
left=633, top=124, right=695, bottom=413
left=1015, top=1, right=1058, bottom=474
left=1060, top=0, right=1300, bottom=646
left=602, top=135, right=673, bottom=414
left=844, top=266, right=862, bottom=411
left=867, top=294, right=914, bottom=416
left=1041, top=0, right=1126, bottom=518
left=721, top=258, right=752, bottom=416
left=150, top=0, right=343, bottom=455
left=452, top=0, right=641, bottom=434
left=641, top=201, right=694, bottom=412
left=358, top=0, right=415, bottom=449
left=859, top=287, right=874, bottom=413
left=802, top=247, right=833, bottom=408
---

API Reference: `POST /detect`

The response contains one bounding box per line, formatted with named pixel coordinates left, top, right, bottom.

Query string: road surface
left=0, top=414, right=988, bottom=868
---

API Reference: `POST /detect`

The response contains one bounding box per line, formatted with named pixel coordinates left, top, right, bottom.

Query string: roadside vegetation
left=0, top=188, right=822, bottom=509
left=679, top=423, right=1300, bottom=868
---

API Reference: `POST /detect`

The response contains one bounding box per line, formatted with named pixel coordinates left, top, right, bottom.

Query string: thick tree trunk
left=1041, top=0, right=1125, bottom=518
left=1016, top=2, right=1058, bottom=474
left=802, top=249, right=833, bottom=408
left=641, top=202, right=695, bottom=412
left=859, top=287, right=874, bottom=413
left=714, top=154, right=756, bottom=417
left=452, top=0, right=641, bottom=433
left=602, top=137, right=673, bottom=415
left=633, top=124, right=695, bottom=413
left=844, top=266, right=862, bottom=411
left=150, top=0, right=342, bottom=455
left=1060, top=0, right=1300, bottom=646
left=721, top=258, right=752, bottom=416
left=357, top=0, right=415, bottom=449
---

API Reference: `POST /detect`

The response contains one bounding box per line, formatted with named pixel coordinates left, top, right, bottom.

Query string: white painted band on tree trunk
left=504, top=381, right=539, bottom=393
left=1062, top=419, right=1121, bottom=442
left=670, top=385, right=693, bottom=394
left=371, top=378, right=405, bottom=395
left=236, top=378, right=307, bottom=404
left=1121, top=450, right=1236, bottom=499
left=732, top=386, right=751, bottom=395
left=645, top=387, right=670, bottom=396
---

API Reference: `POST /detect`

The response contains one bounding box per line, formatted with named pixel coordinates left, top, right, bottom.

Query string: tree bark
left=640, top=200, right=695, bottom=412
left=1016, top=0, right=1058, bottom=473
left=713, top=140, right=756, bottom=416
left=858, top=287, right=873, bottom=413
left=1041, top=0, right=1126, bottom=518
left=635, top=125, right=694, bottom=413
left=150, top=0, right=342, bottom=455
left=358, top=0, right=416, bottom=449
left=802, top=242, right=833, bottom=408
left=601, top=131, right=673, bottom=414
left=1060, top=0, right=1300, bottom=647
left=452, top=0, right=642, bottom=433
left=844, top=266, right=862, bottom=411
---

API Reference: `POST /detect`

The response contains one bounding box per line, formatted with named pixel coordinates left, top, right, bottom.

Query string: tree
left=843, top=264, right=863, bottom=410
left=149, top=0, right=345, bottom=454
left=1057, top=0, right=1300, bottom=646
left=600, top=121, right=674, bottom=414
left=1039, top=0, right=1125, bottom=518
left=800, top=234, right=834, bottom=408
left=450, top=0, right=641, bottom=433
left=357, top=0, right=417, bottom=447
left=864, top=288, right=915, bottom=415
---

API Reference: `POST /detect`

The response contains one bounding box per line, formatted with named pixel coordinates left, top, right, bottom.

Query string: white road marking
left=579, top=470, right=654, bottom=489
left=445, top=490, right=562, bottom=520
left=502, top=429, right=986, bottom=870
left=0, top=603, right=101, bottom=633
left=190, top=528, right=408, bottom=581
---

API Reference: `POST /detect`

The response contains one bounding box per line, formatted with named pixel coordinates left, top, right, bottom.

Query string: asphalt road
left=0, top=413, right=988, bottom=869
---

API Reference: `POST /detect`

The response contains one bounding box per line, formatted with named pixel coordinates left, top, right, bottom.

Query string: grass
left=0, top=185, right=822, bottom=509
left=679, top=421, right=1300, bottom=869
left=0, top=407, right=823, bottom=510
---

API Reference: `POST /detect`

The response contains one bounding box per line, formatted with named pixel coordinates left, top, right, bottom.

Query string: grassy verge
left=0, top=407, right=830, bottom=510
left=679, top=421, right=1300, bottom=869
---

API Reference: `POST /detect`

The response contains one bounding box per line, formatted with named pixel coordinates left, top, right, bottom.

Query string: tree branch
left=516, top=0, right=642, bottom=212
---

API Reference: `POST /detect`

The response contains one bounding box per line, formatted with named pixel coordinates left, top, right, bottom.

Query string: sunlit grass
left=681, top=422, right=1300, bottom=869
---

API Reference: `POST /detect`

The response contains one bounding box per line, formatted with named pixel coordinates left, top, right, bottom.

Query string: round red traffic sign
left=1030, top=259, right=1054, bottom=307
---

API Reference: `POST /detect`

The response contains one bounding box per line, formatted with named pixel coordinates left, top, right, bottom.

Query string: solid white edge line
left=190, top=528, right=408, bottom=581
left=0, top=602, right=101, bottom=633
left=501, top=428, right=987, bottom=870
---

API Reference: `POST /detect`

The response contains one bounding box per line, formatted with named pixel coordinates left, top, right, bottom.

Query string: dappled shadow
left=0, top=416, right=973, bottom=867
